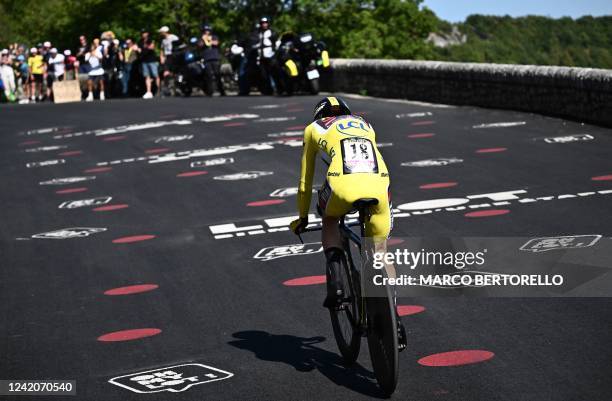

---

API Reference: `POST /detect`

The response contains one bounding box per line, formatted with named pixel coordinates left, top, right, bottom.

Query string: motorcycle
left=171, top=37, right=214, bottom=97
left=275, top=32, right=330, bottom=95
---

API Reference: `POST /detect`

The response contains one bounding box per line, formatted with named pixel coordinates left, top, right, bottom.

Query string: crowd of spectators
left=0, top=27, right=190, bottom=103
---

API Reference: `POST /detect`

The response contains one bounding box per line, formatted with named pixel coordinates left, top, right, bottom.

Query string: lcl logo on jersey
left=520, top=235, right=602, bottom=253
left=108, top=363, right=233, bottom=394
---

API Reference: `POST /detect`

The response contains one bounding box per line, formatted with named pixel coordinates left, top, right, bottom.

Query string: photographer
left=201, top=24, right=225, bottom=96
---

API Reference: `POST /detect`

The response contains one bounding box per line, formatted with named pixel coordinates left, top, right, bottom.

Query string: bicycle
left=297, top=198, right=399, bottom=396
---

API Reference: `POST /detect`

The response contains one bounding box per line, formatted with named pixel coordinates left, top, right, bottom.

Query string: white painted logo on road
left=519, top=235, right=602, bottom=253
left=213, top=171, right=273, bottom=181
left=396, top=112, right=433, bottom=119
left=39, top=176, right=96, bottom=185
left=155, top=135, right=194, bottom=143
left=31, top=227, right=107, bottom=239
left=25, top=145, right=68, bottom=153
left=254, top=243, right=323, bottom=261
left=58, top=197, right=112, bottom=209
left=473, top=121, right=526, bottom=129
left=543, top=134, right=594, bottom=144
left=26, top=159, right=66, bottom=168
left=190, top=157, right=234, bottom=168
left=401, top=158, right=463, bottom=167
left=108, top=363, right=233, bottom=394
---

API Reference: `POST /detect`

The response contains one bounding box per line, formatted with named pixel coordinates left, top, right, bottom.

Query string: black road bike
left=298, top=198, right=399, bottom=396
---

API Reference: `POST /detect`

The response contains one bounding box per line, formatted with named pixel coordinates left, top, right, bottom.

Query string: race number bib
left=340, top=138, right=378, bottom=174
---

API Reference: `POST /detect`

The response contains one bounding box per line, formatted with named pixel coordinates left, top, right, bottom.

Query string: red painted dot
left=112, top=235, right=156, bottom=244
left=591, top=174, right=612, bottom=181
left=145, top=148, right=170, bottom=154
left=397, top=305, right=426, bottom=316
left=418, top=350, right=495, bottom=367
left=97, top=328, right=161, bottom=342
left=281, top=136, right=304, bottom=142
left=102, top=135, right=126, bottom=142
left=84, top=166, right=112, bottom=173
left=420, top=182, right=458, bottom=190
left=287, top=108, right=304, bottom=112
left=411, top=120, right=435, bottom=126
left=247, top=199, right=286, bottom=207
left=93, top=204, right=129, bottom=212
left=104, top=284, right=159, bottom=296
left=177, top=171, right=208, bottom=177
left=56, top=187, right=87, bottom=194
left=476, top=147, right=507, bottom=154
left=223, top=122, right=246, bottom=127
left=408, top=133, right=435, bottom=139
left=287, top=125, right=307, bottom=130
left=387, top=238, right=405, bottom=246
left=58, top=150, right=83, bottom=156
left=19, top=140, right=40, bottom=146
left=283, top=275, right=326, bottom=286
left=465, top=209, right=510, bottom=218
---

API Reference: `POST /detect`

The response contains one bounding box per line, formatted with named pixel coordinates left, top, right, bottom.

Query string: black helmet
left=313, top=96, right=351, bottom=121
left=260, top=16, right=270, bottom=23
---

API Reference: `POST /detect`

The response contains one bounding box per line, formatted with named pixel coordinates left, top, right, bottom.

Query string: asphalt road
left=2, top=94, right=612, bottom=400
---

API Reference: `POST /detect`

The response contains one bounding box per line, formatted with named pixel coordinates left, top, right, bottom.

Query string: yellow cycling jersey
left=297, top=114, right=390, bottom=218
left=28, top=55, right=44, bottom=75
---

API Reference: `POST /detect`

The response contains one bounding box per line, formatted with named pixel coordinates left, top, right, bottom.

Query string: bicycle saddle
left=352, top=198, right=379, bottom=209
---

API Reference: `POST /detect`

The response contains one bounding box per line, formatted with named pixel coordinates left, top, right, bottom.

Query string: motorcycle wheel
left=309, top=78, right=320, bottom=95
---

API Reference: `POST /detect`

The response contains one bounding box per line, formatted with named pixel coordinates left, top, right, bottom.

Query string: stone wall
left=322, top=59, right=612, bottom=127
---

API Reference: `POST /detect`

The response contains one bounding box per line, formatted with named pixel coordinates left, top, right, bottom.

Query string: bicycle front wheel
left=365, top=283, right=399, bottom=396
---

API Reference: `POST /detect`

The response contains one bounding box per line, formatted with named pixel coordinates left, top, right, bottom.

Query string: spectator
left=120, top=38, right=138, bottom=97
left=258, top=16, right=278, bottom=90
left=85, top=42, right=105, bottom=101
left=1, top=50, right=17, bottom=102
left=46, top=48, right=65, bottom=100
left=27, top=47, right=45, bottom=102
left=14, top=54, right=30, bottom=102
left=76, top=35, right=89, bottom=73
left=159, top=26, right=178, bottom=95
left=137, top=29, right=160, bottom=99
left=201, top=25, right=225, bottom=96
left=64, top=50, right=78, bottom=80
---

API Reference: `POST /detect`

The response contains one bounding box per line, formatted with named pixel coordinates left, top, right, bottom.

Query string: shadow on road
left=229, top=330, right=386, bottom=398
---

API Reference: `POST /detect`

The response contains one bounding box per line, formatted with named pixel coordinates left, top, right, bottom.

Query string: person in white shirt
left=46, top=48, right=65, bottom=100
left=85, top=43, right=105, bottom=101
left=0, top=51, right=16, bottom=101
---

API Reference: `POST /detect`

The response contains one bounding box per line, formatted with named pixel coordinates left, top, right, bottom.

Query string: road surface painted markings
left=247, top=200, right=286, bottom=207
left=591, top=174, right=612, bottom=181
left=408, top=133, right=435, bottom=139
left=104, top=284, right=159, bottom=296
left=475, top=147, right=507, bottom=153
left=112, top=235, right=156, bottom=244
left=93, top=204, right=129, bottom=212
left=56, top=187, right=88, bottom=195
left=145, top=148, right=171, bottom=154
left=97, top=328, right=162, bottom=342
left=420, top=182, right=458, bottom=190
left=177, top=171, right=208, bottom=177
left=84, top=167, right=112, bottom=173
left=418, top=350, right=494, bottom=367
left=58, top=150, right=83, bottom=156
left=283, top=275, right=326, bottom=286
left=397, top=305, right=426, bottom=316
left=102, top=135, right=126, bottom=141
left=465, top=209, right=510, bottom=218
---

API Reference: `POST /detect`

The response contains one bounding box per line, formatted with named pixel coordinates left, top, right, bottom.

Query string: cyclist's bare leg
left=321, top=215, right=342, bottom=250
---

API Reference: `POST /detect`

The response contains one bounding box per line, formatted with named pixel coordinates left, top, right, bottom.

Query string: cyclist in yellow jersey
left=290, top=97, right=406, bottom=349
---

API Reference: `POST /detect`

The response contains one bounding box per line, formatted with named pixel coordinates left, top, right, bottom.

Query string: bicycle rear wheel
left=328, top=252, right=361, bottom=364
left=366, top=281, right=399, bottom=396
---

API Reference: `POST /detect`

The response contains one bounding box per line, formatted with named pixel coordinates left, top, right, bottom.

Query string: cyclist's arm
left=297, top=125, right=317, bottom=218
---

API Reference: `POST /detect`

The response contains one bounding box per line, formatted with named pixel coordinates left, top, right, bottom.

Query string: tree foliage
left=0, top=0, right=610, bottom=68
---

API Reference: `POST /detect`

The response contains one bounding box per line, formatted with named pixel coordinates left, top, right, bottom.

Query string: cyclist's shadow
left=229, top=330, right=384, bottom=398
